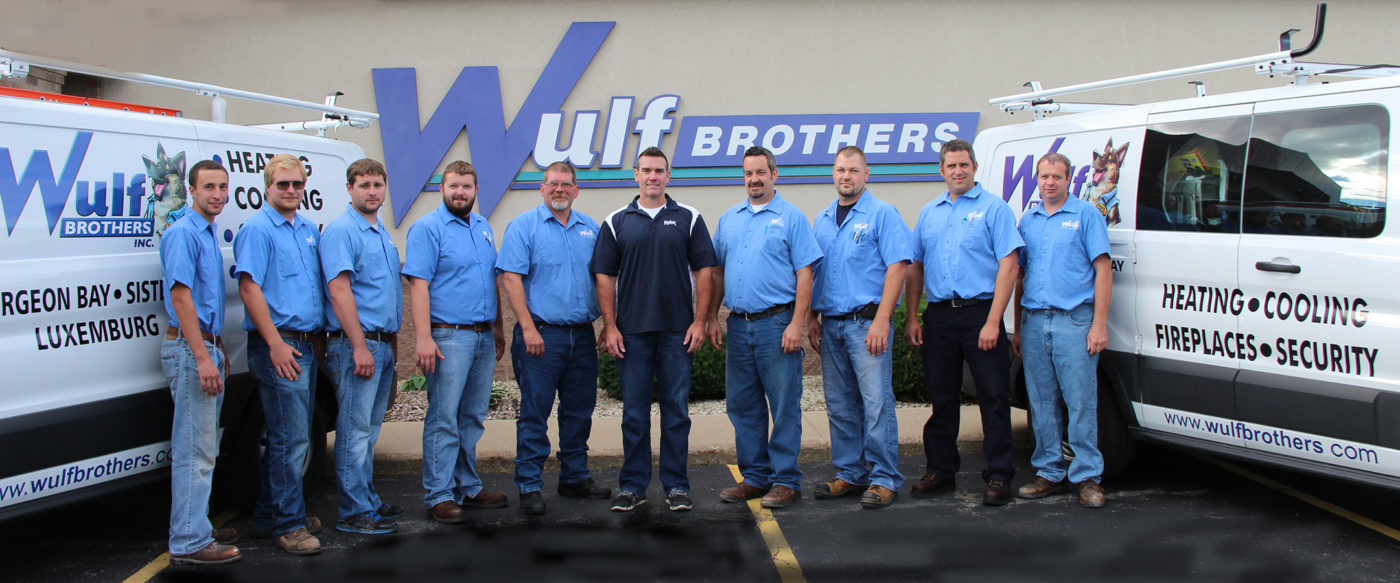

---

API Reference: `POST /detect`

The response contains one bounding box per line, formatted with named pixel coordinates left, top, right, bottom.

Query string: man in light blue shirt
left=709, top=146, right=822, bottom=510
left=905, top=139, right=1025, bottom=506
left=808, top=146, right=911, bottom=509
left=498, top=161, right=610, bottom=516
left=160, top=160, right=240, bottom=565
left=235, top=154, right=324, bottom=554
left=402, top=160, right=509, bottom=523
left=1012, top=152, right=1113, bottom=509
left=321, top=158, right=403, bottom=535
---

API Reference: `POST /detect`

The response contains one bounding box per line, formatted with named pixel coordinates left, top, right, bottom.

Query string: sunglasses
left=274, top=180, right=306, bottom=190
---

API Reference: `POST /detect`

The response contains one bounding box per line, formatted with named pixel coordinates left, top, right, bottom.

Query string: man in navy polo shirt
left=590, top=146, right=717, bottom=512
left=321, top=158, right=403, bottom=535
left=498, top=161, right=610, bottom=516
left=235, top=153, right=323, bottom=555
left=905, top=138, right=1025, bottom=506
left=1012, top=152, right=1113, bottom=509
left=403, top=160, right=510, bottom=523
left=808, top=146, right=911, bottom=509
left=160, top=159, right=240, bottom=565
left=709, top=146, right=822, bottom=510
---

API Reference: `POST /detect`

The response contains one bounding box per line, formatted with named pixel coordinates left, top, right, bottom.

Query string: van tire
left=1097, top=375, right=1136, bottom=480
left=223, top=390, right=329, bottom=512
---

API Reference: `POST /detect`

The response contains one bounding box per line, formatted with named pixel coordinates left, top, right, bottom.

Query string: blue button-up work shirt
left=161, top=211, right=225, bottom=334
left=712, top=192, right=823, bottom=314
left=320, top=203, right=402, bottom=333
left=234, top=205, right=324, bottom=332
left=1018, top=196, right=1111, bottom=311
left=495, top=204, right=600, bottom=325
left=811, top=190, right=912, bottom=315
left=401, top=204, right=497, bottom=325
left=911, top=184, right=1024, bottom=302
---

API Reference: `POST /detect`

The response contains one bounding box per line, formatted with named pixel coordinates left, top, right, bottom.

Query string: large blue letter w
left=373, top=21, right=613, bottom=225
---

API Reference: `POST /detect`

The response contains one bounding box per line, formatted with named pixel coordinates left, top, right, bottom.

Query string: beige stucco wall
left=4, top=0, right=1394, bottom=241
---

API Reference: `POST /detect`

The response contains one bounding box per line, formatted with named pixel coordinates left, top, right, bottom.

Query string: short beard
left=448, top=199, right=474, bottom=217
left=549, top=199, right=570, bottom=212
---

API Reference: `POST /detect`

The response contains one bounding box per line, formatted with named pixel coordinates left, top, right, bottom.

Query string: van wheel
left=224, top=393, right=329, bottom=512
left=1096, top=377, right=1136, bottom=480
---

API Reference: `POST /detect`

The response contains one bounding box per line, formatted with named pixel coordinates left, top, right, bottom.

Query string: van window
left=1242, top=105, right=1388, bottom=238
left=1137, top=117, right=1251, bottom=233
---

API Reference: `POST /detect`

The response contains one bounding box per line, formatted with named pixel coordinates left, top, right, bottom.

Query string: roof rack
left=991, top=3, right=1400, bottom=120
left=0, top=46, right=377, bottom=135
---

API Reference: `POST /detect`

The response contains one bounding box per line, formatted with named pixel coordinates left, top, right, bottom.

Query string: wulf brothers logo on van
left=0, top=131, right=186, bottom=242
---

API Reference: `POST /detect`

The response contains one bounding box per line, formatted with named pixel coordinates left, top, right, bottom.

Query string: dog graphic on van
left=142, top=144, right=188, bottom=240
left=1083, top=138, right=1128, bottom=227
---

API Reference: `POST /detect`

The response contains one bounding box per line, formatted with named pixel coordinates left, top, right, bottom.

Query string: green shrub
left=401, top=374, right=426, bottom=392
left=597, top=336, right=727, bottom=402
left=891, top=300, right=928, bottom=403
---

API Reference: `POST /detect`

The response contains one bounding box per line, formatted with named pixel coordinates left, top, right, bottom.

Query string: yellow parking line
left=727, top=464, right=807, bottom=583
left=123, top=508, right=238, bottom=583
left=1192, top=453, right=1400, bottom=542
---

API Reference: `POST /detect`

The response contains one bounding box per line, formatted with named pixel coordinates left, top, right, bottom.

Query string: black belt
left=825, top=303, right=881, bottom=321
left=532, top=320, right=591, bottom=330
left=165, top=326, right=223, bottom=348
left=277, top=328, right=320, bottom=343
left=929, top=296, right=987, bottom=309
left=327, top=330, right=395, bottom=342
left=432, top=322, right=492, bottom=332
left=731, top=302, right=795, bottom=321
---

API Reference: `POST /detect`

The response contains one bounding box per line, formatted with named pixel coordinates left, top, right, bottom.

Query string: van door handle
left=1255, top=261, right=1301, bottom=274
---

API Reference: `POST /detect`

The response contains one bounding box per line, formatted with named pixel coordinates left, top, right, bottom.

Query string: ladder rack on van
left=991, top=3, right=1400, bottom=119
left=0, top=46, right=377, bottom=135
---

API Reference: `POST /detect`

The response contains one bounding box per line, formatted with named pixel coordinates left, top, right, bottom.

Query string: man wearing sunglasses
left=403, top=160, right=509, bottom=523
left=234, top=154, right=324, bottom=554
left=496, top=161, right=609, bottom=515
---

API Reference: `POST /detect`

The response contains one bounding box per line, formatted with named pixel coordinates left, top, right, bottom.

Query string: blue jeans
left=617, top=331, right=692, bottom=495
left=512, top=324, right=598, bottom=493
left=726, top=310, right=804, bottom=490
left=248, top=335, right=317, bottom=536
left=160, top=337, right=226, bottom=556
left=326, top=336, right=394, bottom=521
left=820, top=317, right=902, bottom=490
left=421, top=328, right=495, bottom=506
left=1021, top=303, right=1104, bottom=484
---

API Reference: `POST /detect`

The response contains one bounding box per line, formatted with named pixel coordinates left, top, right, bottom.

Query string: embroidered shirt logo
left=663, top=219, right=678, bottom=226
left=579, top=229, right=596, bottom=238
left=1061, top=220, right=1080, bottom=230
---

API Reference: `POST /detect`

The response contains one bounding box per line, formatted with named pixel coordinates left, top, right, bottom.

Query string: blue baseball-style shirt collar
left=1018, top=195, right=1111, bottom=311
left=495, top=204, right=601, bottom=325
left=160, top=211, right=225, bottom=334
left=713, top=191, right=824, bottom=314
left=233, top=205, right=324, bottom=332
left=401, top=203, right=497, bottom=325
left=812, top=190, right=912, bottom=315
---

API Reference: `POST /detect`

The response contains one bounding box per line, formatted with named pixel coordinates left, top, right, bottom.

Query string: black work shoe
left=666, top=489, right=693, bottom=512
left=376, top=504, right=405, bottom=521
left=983, top=480, right=1013, bottom=506
left=520, top=491, right=546, bottom=516
left=558, top=478, right=611, bottom=499
left=609, top=491, right=646, bottom=512
left=336, top=512, right=397, bottom=535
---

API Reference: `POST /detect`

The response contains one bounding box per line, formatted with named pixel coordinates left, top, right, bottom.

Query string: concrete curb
left=364, top=405, right=1032, bottom=477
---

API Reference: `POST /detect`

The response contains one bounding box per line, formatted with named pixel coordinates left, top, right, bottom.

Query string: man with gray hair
left=498, top=161, right=610, bottom=515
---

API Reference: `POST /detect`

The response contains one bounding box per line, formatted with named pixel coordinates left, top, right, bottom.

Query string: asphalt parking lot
left=4, top=443, right=1399, bottom=583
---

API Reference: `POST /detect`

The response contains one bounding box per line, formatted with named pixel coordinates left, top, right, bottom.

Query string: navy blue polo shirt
left=590, top=194, right=718, bottom=335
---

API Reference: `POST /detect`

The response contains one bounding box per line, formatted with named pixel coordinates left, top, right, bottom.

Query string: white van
left=0, top=53, right=374, bottom=518
left=975, top=7, right=1399, bottom=488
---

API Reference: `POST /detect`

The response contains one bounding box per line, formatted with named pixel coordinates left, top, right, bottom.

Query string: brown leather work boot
left=814, top=478, right=866, bottom=499
left=720, top=482, right=769, bottom=503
